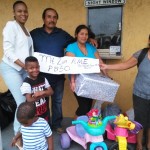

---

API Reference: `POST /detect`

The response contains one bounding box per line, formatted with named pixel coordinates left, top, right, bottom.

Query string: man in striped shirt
left=11, top=102, right=53, bottom=150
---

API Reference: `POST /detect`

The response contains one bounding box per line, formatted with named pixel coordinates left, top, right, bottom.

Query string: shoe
left=15, top=137, right=23, bottom=150
left=53, top=127, right=64, bottom=134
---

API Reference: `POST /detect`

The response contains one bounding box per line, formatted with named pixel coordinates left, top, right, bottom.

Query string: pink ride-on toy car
left=105, top=114, right=143, bottom=150
left=60, top=109, right=116, bottom=150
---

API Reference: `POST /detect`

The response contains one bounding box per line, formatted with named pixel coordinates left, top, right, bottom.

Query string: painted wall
left=0, top=0, right=150, bottom=117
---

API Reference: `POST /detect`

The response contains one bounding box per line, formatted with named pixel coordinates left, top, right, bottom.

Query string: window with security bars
left=87, top=5, right=123, bottom=59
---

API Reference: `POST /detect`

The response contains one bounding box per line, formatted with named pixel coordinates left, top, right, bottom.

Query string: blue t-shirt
left=65, top=42, right=97, bottom=58
left=66, top=42, right=97, bottom=80
left=30, top=27, right=75, bottom=84
left=133, top=49, right=150, bottom=99
left=31, top=27, right=74, bottom=57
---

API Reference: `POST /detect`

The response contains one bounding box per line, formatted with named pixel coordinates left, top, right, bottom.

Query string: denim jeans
left=51, top=79, right=64, bottom=128
left=0, top=61, right=27, bottom=134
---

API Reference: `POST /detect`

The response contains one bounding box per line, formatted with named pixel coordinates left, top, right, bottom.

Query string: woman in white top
left=0, top=1, right=33, bottom=135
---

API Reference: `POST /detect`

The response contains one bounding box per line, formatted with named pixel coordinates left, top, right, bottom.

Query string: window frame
left=87, top=5, right=124, bottom=59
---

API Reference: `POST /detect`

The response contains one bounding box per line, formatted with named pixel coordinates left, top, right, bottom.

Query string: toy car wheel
left=109, top=142, right=135, bottom=150
left=60, top=133, right=71, bottom=149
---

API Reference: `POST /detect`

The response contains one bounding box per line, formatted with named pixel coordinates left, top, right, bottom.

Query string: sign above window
left=84, top=0, right=126, bottom=7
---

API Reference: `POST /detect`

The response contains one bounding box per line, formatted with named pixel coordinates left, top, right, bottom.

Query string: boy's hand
left=11, top=137, right=17, bottom=147
left=33, top=91, right=44, bottom=99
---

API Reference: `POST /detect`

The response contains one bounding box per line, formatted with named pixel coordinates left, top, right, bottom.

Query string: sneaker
left=15, top=137, right=23, bottom=150
left=53, top=127, right=64, bottom=134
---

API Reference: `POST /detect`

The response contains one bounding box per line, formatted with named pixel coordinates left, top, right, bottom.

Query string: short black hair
left=25, top=56, right=38, bottom=65
left=13, top=1, right=27, bottom=11
left=74, top=24, right=95, bottom=39
left=17, top=102, right=36, bottom=121
left=42, top=8, right=59, bottom=19
left=75, top=25, right=89, bottom=35
left=74, top=24, right=91, bottom=40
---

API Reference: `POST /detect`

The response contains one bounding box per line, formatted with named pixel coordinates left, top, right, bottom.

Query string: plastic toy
left=60, top=109, right=116, bottom=150
left=87, top=108, right=102, bottom=127
left=106, top=114, right=143, bottom=150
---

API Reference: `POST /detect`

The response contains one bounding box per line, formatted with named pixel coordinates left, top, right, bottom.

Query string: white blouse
left=2, top=20, right=34, bottom=71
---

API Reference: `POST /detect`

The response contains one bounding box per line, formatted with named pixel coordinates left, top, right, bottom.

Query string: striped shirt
left=21, top=117, right=52, bottom=150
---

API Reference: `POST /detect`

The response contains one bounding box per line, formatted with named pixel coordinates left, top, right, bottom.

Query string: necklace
left=78, top=44, right=88, bottom=56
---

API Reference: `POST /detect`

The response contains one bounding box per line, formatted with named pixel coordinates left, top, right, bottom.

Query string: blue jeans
left=0, top=61, right=27, bottom=134
left=51, top=79, right=64, bottom=128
